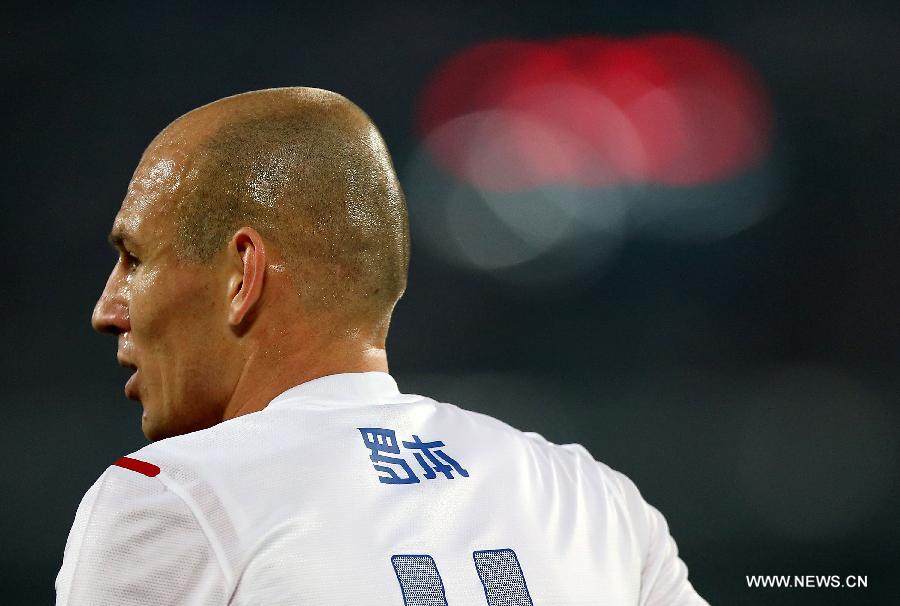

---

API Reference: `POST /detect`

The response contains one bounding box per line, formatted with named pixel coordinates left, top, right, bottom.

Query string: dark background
left=3, top=2, right=898, bottom=604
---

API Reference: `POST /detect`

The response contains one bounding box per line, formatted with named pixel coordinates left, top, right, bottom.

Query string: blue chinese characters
left=358, top=428, right=469, bottom=485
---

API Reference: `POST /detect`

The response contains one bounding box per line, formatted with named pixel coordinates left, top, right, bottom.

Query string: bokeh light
left=417, top=34, right=773, bottom=189
left=407, top=34, right=779, bottom=286
left=403, top=142, right=629, bottom=287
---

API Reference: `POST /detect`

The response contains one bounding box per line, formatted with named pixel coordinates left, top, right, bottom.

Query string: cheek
left=127, top=267, right=166, bottom=333
left=133, top=266, right=223, bottom=338
left=153, top=280, right=230, bottom=388
left=130, top=264, right=230, bottom=390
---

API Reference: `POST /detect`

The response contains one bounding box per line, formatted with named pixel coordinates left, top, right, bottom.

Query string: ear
left=226, top=227, right=267, bottom=327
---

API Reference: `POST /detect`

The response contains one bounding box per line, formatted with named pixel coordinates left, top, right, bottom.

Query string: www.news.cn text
left=746, top=575, right=867, bottom=589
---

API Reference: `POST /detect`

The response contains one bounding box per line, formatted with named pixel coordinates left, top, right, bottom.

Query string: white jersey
left=56, top=372, right=707, bottom=605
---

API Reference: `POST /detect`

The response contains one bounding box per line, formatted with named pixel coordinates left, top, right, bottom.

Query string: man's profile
left=56, top=87, right=707, bottom=604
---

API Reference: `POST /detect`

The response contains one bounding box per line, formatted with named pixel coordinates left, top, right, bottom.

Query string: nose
left=92, top=268, right=130, bottom=335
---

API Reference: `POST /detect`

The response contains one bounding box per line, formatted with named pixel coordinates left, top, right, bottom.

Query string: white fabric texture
left=56, top=371, right=707, bottom=605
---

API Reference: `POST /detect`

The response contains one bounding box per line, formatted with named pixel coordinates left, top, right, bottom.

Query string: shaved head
left=94, top=87, right=409, bottom=440
left=156, top=87, right=409, bottom=335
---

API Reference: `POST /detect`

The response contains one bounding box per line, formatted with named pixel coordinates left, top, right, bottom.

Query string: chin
left=141, top=419, right=167, bottom=443
left=141, top=413, right=176, bottom=442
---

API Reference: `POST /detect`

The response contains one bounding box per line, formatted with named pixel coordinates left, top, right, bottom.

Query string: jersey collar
left=268, top=372, right=401, bottom=406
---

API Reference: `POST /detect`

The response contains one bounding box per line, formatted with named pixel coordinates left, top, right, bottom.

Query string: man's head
left=92, top=87, right=409, bottom=441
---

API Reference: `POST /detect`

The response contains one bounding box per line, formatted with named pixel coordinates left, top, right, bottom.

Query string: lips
left=124, top=368, right=141, bottom=400
left=117, top=355, right=140, bottom=400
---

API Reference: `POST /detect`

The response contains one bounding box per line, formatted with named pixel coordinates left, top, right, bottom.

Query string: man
left=57, top=87, right=707, bottom=605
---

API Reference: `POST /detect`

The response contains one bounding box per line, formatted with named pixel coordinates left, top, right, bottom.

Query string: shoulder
left=123, top=408, right=275, bottom=482
left=509, top=429, right=662, bottom=536
left=56, top=454, right=233, bottom=603
left=63, top=421, right=248, bottom=573
left=446, top=404, right=655, bottom=515
left=76, top=449, right=217, bottom=547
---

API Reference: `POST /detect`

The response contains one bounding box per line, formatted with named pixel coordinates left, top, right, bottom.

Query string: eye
left=120, top=251, right=140, bottom=271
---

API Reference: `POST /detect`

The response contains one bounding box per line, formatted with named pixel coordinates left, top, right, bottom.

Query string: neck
left=220, top=337, right=388, bottom=421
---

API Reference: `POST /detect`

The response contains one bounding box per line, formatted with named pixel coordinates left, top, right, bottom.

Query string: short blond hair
left=169, top=88, right=409, bottom=333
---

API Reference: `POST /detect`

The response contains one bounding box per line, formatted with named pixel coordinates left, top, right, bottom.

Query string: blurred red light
left=416, top=39, right=565, bottom=135
left=634, top=35, right=772, bottom=184
left=416, top=34, right=772, bottom=190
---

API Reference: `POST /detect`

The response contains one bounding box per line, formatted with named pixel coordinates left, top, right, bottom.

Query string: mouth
left=117, top=356, right=141, bottom=401
left=124, top=368, right=141, bottom=400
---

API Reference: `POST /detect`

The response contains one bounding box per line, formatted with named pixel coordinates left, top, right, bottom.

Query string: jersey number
left=391, top=549, right=533, bottom=605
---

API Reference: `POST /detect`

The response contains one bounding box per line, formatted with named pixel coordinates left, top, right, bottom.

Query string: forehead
left=112, top=122, right=207, bottom=244
left=111, top=154, right=180, bottom=246
left=111, top=105, right=231, bottom=244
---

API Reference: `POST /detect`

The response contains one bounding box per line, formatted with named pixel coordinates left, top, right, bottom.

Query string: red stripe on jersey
left=114, top=456, right=160, bottom=477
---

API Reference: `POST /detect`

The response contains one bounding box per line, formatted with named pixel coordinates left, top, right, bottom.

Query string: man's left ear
left=227, top=227, right=267, bottom=326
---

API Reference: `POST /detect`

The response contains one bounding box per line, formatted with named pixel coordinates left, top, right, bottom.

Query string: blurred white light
left=403, top=110, right=631, bottom=289
left=445, top=186, right=575, bottom=270
left=629, top=173, right=777, bottom=243
left=405, top=87, right=782, bottom=288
